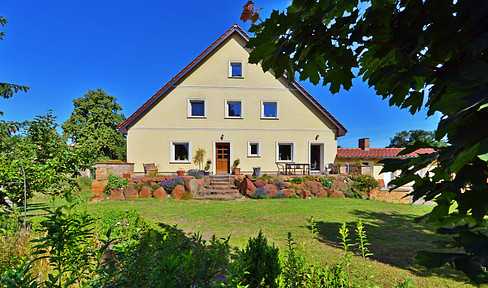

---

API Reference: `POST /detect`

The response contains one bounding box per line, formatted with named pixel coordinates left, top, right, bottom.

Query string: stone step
left=206, top=184, right=237, bottom=189
left=204, top=189, right=240, bottom=195
left=209, top=181, right=231, bottom=186
left=194, top=194, right=245, bottom=200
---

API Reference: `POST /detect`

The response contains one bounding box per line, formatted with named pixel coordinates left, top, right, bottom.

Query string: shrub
left=273, top=179, right=285, bottom=190
left=160, top=177, right=184, bottom=192
left=186, top=169, right=204, bottom=179
left=240, top=231, right=281, bottom=288
left=318, top=176, right=334, bottom=189
left=74, top=175, right=93, bottom=194
left=104, top=173, right=130, bottom=195
left=251, top=186, right=269, bottom=199
left=291, top=176, right=306, bottom=184
left=180, top=191, right=193, bottom=200
left=348, top=174, right=379, bottom=194
left=288, top=193, right=299, bottom=199
left=271, top=192, right=285, bottom=198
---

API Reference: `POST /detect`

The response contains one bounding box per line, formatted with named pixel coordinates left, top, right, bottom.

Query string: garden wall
left=94, top=162, right=134, bottom=181
left=369, top=187, right=412, bottom=204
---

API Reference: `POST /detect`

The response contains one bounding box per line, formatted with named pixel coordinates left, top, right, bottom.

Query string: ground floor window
left=276, top=142, right=294, bottom=162
left=248, top=141, right=260, bottom=157
left=171, top=141, right=190, bottom=162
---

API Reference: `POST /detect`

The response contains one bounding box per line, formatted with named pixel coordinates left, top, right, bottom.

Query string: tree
left=387, top=129, right=446, bottom=148
left=243, top=0, right=488, bottom=283
left=193, top=148, right=206, bottom=170
left=62, top=89, right=126, bottom=161
left=0, top=16, right=29, bottom=110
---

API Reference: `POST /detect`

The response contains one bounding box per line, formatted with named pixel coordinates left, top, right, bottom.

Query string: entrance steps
left=194, top=175, right=245, bottom=200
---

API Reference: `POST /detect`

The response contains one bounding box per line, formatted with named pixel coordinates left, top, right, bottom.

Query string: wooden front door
left=215, top=143, right=230, bottom=174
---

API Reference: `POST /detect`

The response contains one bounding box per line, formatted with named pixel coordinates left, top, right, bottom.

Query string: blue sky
left=1, top=0, right=440, bottom=148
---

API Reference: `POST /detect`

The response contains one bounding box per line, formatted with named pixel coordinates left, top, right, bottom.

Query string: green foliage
left=317, top=176, right=333, bottom=189
left=74, top=175, right=92, bottom=194
left=388, top=130, right=446, bottom=148
left=233, top=158, right=240, bottom=168
left=348, top=174, right=379, bottom=194
left=240, top=230, right=281, bottom=288
left=291, top=177, right=306, bottom=184
left=62, top=88, right=126, bottom=161
left=192, top=147, right=206, bottom=170
left=246, top=0, right=488, bottom=282
left=0, top=112, right=95, bottom=203
left=394, top=277, right=416, bottom=288
left=180, top=191, right=193, bottom=200
left=103, top=173, right=130, bottom=195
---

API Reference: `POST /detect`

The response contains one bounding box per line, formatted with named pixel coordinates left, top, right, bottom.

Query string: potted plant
left=232, top=158, right=241, bottom=175
left=204, top=159, right=212, bottom=175
left=177, top=168, right=185, bottom=177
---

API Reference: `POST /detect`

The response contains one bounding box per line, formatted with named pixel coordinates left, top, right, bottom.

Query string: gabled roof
left=337, top=148, right=436, bottom=159
left=118, top=24, right=347, bottom=136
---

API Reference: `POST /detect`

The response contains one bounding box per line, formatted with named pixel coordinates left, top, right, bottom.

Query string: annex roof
left=118, top=24, right=347, bottom=136
left=337, top=148, right=436, bottom=159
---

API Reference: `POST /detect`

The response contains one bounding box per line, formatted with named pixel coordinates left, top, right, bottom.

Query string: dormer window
left=229, top=61, right=243, bottom=78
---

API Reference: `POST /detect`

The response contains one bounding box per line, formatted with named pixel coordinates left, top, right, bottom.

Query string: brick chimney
left=359, top=138, right=370, bottom=150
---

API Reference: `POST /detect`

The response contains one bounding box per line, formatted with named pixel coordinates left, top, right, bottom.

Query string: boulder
left=281, top=189, right=296, bottom=198
left=283, top=182, right=292, bottom=188
left=264, top=184, right=279, bottom=196
left=298, top=189, right=311, bottom=199
left=110, top=188, right=125, bottom=201
left=123, top=185, right=139, bottom=199
left=172, top=185, right=186, bottom=199
left=305, top=181, right=322, bottom=195
left=155, top=176, right=166, bottom=182
left=325, top=187, right=334, bottom=197
left=254, top=180, right=267, bottom=187
left=153, top=187, right=168, bottom=199
left=330, top=190, right=346, bottom=198
left=141, top=177, right=151, bottom=183
left=184, top=177, right=199, bottom=196
left=296, top=184, right=304, bottom=189
left=139, top=186, right=153, bottom=198
left=242, top=178, right=256, bottom=196
left=316, top=189, right=328, bottom=198
left=332, top=180, right=349, bottom=191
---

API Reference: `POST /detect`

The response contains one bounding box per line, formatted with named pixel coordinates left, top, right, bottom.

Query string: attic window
left=229, top=61, right=243, bottom=78
left=188, top=99, right=206, bottom=118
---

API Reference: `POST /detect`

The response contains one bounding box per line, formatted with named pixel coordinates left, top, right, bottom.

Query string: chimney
left=359, top=138, right=370, bottom=150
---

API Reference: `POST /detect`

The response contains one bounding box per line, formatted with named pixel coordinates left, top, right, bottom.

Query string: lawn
left=79, top=197, right=471, bottom=288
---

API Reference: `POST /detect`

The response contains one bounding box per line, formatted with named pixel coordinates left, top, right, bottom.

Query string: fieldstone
left=123, top=185, right=139, bottom=199
left=254, top=180, right=267, bottom=187
left=110, top=188, right=125, bottom=201
left=305, top=181, right=322, bottom=195
left=197, top=178, right=204, bottom=189
left=325, top=187, right=334, bottom=197
left=141, top=177, right=151, bottom=183
left=332, top=180, right=349, bottom=191
left=184, top=177, right=199, bottom=196
left=153, top=187, right=168, bottom=199
left=316, top=189, right=328, bottom=198
left=281, top=189, right=295, bottom=198
left=264, top=184, right=279, bottom=195
left=242, top=178, right=256, bottom=196
left=139, top=186, right=153, bottom=198
left=330, top=190, right=346, bottom=198
left=296, top=184, right=304, bottom=189
left=283, top=182, right=292, bottom=188
left=155, top=177, right=166, bottom=182
left=298, top=189, right=311, bottom=199
left=172, top=185, right=186, bottom=199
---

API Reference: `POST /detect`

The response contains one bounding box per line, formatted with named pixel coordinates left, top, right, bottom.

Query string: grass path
left=83, top=197, right=471, bottom=287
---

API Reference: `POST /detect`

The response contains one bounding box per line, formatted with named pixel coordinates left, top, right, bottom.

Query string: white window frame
left=261, top=100, right=279, bottom=119
left=276, top=141, right=295, bottom=162
left=248, top=141, right=261, bottom=157
left=170, top=140, right=191, bottom=163
left=187, top=98, right=206, bottom=118
left=228, top=60, right=244, bottom=78
left=225, top=99, right=243, bottom=119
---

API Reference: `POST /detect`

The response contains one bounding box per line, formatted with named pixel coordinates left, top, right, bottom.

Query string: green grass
left=80, top=197, right=471, bottom=288
left=26, top=195, right=472, bottom=287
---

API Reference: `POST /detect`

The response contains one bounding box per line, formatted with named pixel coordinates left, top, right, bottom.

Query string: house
left=336, top=138, right=436, bottom=186
left=118, top=24, right=347, bottom=175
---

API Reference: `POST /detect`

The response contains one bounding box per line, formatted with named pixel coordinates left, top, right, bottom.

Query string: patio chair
left=143, top=163, right=157, bottom=176
left=276, top=162, right=286, bottom=175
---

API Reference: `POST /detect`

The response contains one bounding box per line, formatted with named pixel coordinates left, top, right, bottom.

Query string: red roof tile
left=337, top=148, right=436, bottom=159
left=118, top=24, right=347, bottom=136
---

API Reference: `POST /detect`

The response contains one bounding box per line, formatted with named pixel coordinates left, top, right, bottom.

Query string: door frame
left=308, top=141, right=326, bottom=173
left=212, top=140, right=232, bottom=175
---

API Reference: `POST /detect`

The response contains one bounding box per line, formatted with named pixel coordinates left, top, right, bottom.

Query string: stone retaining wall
left=94, top=162, right=134, bottom=181
left=370, top=187, right=412, bottom=204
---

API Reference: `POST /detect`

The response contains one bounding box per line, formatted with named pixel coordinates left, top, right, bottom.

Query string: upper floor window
left=188, top=99, right=206, bottom=118
left=225, top=99, right=242, bottom=118
left=261, top=100, right=279, bottom=119
left=229, top=61, right=243, bottom=78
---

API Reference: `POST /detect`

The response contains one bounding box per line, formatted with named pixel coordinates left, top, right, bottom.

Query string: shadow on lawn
left=308, top=210, right=468, bottom=283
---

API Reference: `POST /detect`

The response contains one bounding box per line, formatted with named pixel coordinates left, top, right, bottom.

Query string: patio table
left=285, top=163, right=310, bottom=175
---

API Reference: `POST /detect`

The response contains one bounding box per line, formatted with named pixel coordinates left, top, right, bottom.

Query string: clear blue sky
left=1, top=0, right=440, bottom=148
